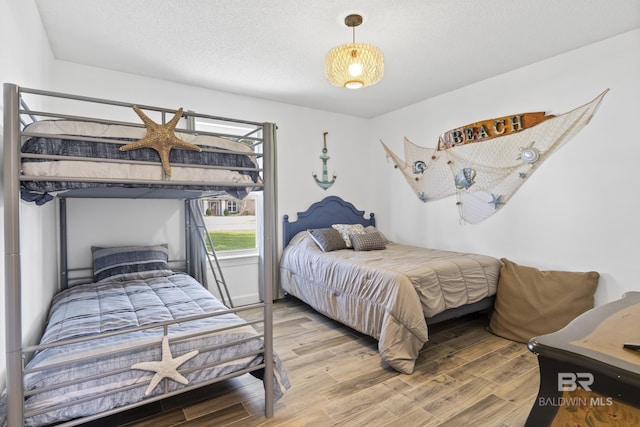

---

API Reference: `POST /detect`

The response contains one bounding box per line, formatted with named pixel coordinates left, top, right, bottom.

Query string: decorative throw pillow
left=349, top=232, right=387, bottom=251
left=332, top=223, right=365, bottom=248
left=488, top=258, right=599, bottom=343
left=92, top=244, right=172, bottom=283
left=308, top=228, right=347, bottom=252
left=365, top=225, right=389, bottom=244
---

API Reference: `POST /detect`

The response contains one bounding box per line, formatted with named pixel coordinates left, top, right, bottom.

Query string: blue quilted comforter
left=0, top=273, right=289, bottom=426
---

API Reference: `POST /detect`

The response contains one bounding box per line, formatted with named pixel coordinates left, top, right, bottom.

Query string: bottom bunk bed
left=0, top=263, right=289, bottom=427
left=279, top=196, right=500, bottom=374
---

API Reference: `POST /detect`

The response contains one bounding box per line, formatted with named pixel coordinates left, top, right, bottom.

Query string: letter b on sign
left=558, top=373, right=594, bottom=392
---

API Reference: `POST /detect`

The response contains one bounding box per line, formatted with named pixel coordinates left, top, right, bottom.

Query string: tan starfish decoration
left=119, top=106, right=201, bottom=176
left=131, top=336, right=199, bottom=395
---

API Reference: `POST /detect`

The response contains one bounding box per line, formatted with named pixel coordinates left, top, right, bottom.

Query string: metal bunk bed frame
left=3, top=83, right=279, bottom=426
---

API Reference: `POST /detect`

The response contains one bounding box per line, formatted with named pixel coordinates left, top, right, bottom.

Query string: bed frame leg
left=262, top=122, right=277, bottom=418
left=4, top=82, right=26, bottom=427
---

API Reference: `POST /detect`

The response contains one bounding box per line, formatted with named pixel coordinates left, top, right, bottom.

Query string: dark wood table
left=526, top=291, right=640, bottom=426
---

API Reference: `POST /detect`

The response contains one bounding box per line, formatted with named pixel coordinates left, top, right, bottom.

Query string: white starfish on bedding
left=131, top=336, right=199, bottom=395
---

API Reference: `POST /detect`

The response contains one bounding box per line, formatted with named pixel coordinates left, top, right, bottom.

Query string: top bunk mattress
left=20, top=120, right=263, bottom=204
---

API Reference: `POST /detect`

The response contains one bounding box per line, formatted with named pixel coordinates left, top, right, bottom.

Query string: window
left=189, top=114, right=263, bottom=257
left=226, top=200, right=238, bottom=214
left=202, top=193, right=260, bottom=255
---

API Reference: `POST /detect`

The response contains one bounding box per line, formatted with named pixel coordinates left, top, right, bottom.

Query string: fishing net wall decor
left=381, top=90, right=608, bottom=224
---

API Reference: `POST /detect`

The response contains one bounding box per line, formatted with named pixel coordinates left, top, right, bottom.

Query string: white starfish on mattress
left=131, top=336, right=199, bottom=395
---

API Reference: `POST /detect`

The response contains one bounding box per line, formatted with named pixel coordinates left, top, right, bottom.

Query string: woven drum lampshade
left=325, top=14, right=384, bottom=89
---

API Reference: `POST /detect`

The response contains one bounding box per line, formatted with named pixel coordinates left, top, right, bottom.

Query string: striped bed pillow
left=92, top=244, right=172, bottom=283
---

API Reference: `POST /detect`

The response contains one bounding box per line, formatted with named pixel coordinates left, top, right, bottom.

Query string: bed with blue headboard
left=282, top=196, right=376, bottom=247
left=280, top=196, right=500, bottom=374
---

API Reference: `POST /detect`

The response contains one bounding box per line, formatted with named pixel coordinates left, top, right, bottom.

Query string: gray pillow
left=349, top=231, right=387, bottom=251
left=307, top=228, right=347, bottom=252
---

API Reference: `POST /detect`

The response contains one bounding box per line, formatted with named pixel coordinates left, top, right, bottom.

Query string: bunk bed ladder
left=186, top=200, right=235, bottom=308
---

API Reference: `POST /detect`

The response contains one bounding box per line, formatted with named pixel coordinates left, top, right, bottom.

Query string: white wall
left=65, top=198, right=184, bottom=272
left=370, top=29, right=640, bottom=306
left=0, top=0, right=58, bottom=391
left=211, top=256, right=260, bottom=306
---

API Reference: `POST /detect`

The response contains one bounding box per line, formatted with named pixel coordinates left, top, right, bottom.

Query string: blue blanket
left=0, top=273, right=289, bottom=426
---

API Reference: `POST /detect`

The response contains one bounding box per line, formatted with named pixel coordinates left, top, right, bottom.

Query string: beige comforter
left=279, top=232, right=500, bottom=374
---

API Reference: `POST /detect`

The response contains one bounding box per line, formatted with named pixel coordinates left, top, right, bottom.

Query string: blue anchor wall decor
left=313, top=131, right=337, bottom=190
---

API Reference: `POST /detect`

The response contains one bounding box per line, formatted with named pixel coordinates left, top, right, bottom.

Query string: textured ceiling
left=35, top=0, right=640, bottom=118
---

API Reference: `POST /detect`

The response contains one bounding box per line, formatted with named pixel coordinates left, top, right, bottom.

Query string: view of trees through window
left=202, top=193, right=259, bottom=252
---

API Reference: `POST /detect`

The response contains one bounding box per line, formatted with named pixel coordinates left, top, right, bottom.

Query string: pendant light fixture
left=325, top=14, right=384, bottom=89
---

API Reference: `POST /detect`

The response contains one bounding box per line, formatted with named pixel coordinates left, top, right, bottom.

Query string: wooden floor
left=95, top=297, right=539, bottom=427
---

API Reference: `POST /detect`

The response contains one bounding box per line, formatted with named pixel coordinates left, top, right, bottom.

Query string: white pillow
left=331, top=223, right=365, bottom=248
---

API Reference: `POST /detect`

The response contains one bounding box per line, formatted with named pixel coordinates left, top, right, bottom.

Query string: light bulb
left=345, top=81, right=364, bottom=89
left=348, top=63, right=363, bottom=77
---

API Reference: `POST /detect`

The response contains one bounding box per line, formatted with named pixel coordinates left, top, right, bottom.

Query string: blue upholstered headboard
left=282, top=196, right=376, bottom=248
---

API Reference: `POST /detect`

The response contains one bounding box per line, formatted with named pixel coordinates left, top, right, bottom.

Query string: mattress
left=20, top=120, right=262, bottom=204
left=0, top=273, right=289, bottom=427
left=279, top=231, right=501, bottom=374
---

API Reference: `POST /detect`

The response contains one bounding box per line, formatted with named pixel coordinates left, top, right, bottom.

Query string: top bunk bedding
left=20, top=119, right=262, bottom=204
left=5, top=85, right=272, bottom=204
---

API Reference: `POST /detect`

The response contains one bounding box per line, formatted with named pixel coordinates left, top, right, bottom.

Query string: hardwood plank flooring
left=90, top=297, right=539, bottom=427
